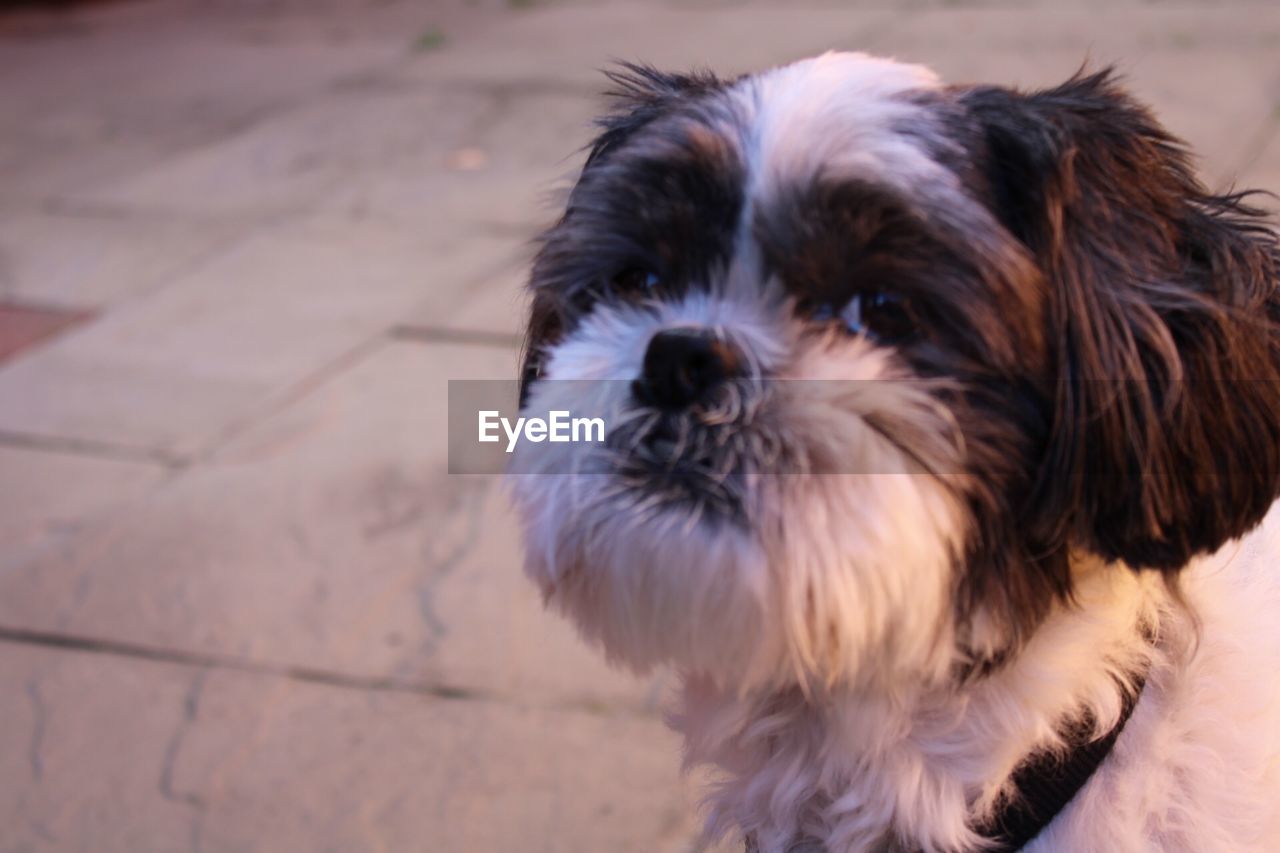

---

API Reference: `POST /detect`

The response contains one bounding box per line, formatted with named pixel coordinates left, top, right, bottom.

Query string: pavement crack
left=362, top=468, right=431, bottom=541
left=25, top=678, right=47, bottom=782
left=0, top=624, right=495, bottom=703
left=388, top=325, right=522, bottom=349
left=361, top=76, right=600, bottom=100
left=0, top=624, right=661, bottom=719
left=0, top=428, right=189, bottom=469
left=192, top=336, right=386, bottom=463
left=158, top=669, right=209, bottom=853
left=158, top=668, right=208, bottom=810
left=415, top=482, right=487, bottom=653
left=288, top=520, right=334, bottom=571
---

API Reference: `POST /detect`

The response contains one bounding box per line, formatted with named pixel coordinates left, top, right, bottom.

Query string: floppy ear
left=962, top=69, right=1280, bottom=572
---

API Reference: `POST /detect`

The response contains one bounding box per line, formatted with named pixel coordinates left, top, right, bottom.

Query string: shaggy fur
left=509, top=52, right=1280, bottom=851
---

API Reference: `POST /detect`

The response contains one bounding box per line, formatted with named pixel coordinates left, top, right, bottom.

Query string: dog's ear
left=961, top=69, right=1280, bottom=572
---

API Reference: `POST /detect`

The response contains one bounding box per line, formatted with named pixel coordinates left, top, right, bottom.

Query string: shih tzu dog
left=507, top=53, right=1280, bottom=851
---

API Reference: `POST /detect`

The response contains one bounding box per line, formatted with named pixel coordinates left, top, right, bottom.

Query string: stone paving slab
left=0, top=221, right=520, bottom=456
left=393, top=4, right=1280, bottom=194
left=78, top=87, right=493, bottom=219
left=403, top=259, right=531, bottom=340
left=0, top=340, right=654, bottom=710
left=0, top=302, right=91, bottom=365
left=318, top=91, right=598, bottom=233
left=858, top=6, right=1280, bottom=186
left=0, top=5, right=416, bottom=204
left=0, top=211, right=246, bottom=310
left=0, top=644, right=723, bottom=853
left=396, top=5, right=895, bottom=89
left=0, top=445, right=168, bottom=573
left=0, top=645, right=199, bottom=853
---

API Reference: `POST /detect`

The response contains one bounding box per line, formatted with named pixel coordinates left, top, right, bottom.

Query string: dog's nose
left=634, top=328, right=745, bottom=410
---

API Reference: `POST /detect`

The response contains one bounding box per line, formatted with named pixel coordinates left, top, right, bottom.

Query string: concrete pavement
left=1, top=0, right=1277, bottom=850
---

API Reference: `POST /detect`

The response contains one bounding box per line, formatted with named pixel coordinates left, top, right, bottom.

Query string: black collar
left=742, top=673, right=1147, bottom=853
left=972, top=672, right=1147, bottom=850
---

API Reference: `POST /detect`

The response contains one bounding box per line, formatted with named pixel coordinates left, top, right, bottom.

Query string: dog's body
left=509, top=53, right=1280, bottom=851
left=680, top=510, right=1280, bottom=851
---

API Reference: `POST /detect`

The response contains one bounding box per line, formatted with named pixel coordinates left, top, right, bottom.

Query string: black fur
left=521, top=64, right=739, bottom=405
left=587, top=64, right=726, bottom=168
left=958, top=69, right=1280, bottom=577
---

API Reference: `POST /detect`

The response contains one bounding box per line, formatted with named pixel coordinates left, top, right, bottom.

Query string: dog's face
left=509, top=53, right=1280, bottom=690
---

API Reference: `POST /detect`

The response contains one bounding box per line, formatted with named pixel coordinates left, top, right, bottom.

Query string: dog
left=506, top=52, right=1280, bottom=851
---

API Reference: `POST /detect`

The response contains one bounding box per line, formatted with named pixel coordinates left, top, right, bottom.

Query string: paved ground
left=0, top=0, right=1277, bottom=851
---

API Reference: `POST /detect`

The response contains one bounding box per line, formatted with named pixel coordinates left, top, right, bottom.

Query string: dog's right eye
left=612, top=268, right=661, bottom=293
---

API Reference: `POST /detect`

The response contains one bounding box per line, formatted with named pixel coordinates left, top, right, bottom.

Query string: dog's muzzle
left=607, top=326, right=765, bottom=519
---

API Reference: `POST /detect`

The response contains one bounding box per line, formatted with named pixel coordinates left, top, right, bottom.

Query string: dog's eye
left=817, top=292, right=918, bottom=344
left=858, top=292, right=917, bottom=343
left=612, top=268, right=661, bottom=293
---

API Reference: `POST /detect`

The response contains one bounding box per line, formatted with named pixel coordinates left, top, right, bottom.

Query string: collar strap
left=972, top=672, right=1147, bottom=850
left=743, top=672, right=1148, bottom=853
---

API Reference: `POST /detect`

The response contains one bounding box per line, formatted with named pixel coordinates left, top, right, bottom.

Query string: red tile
left=0, top=302, right=93, bottom=365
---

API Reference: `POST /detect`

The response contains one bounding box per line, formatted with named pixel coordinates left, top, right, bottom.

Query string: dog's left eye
left=815, top=291, right=918, bottom=343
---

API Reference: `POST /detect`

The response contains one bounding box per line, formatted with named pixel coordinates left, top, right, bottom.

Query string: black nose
left=633, top=328, right=745, bottom=410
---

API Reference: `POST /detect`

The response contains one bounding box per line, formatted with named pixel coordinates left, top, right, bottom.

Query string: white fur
left=673, top=511, right=1280, bottom=852
left=1026, top=510, right=1280, bottom=852
left=737, top=52, right=944, bottom=205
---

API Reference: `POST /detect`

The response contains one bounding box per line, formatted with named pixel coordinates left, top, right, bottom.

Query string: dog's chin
left=511, top=453, right=967, bottom=691
left=513, top=471, right=788, bottom=686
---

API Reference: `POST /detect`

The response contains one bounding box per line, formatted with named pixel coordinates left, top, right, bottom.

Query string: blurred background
left=0, top=0, right=1276, bottom=850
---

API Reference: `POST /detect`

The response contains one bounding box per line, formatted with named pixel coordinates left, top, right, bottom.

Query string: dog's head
left=509, top=53, right=1280, bottom=690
